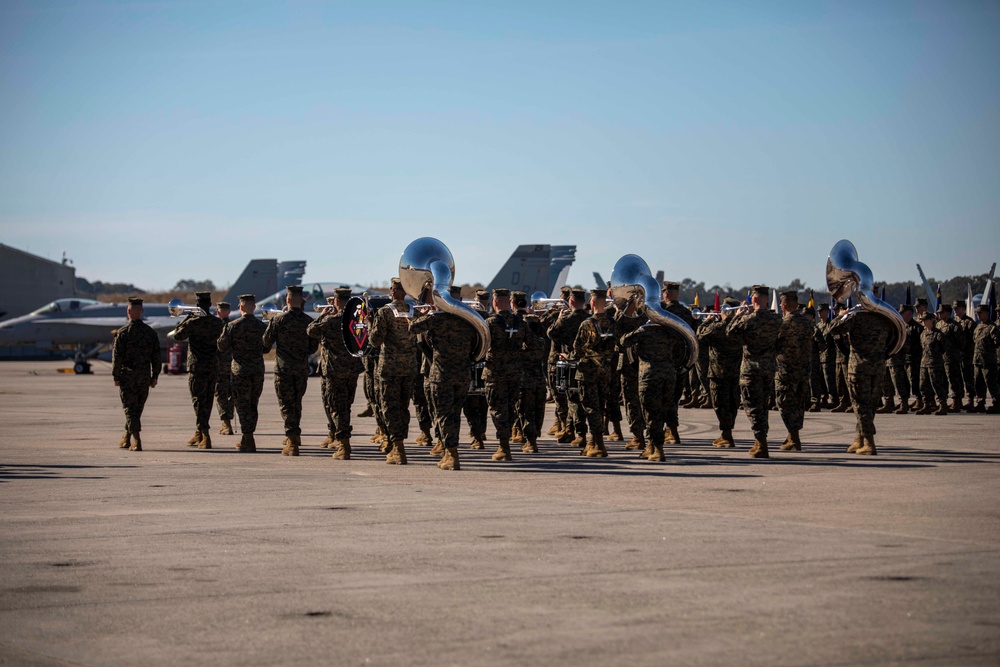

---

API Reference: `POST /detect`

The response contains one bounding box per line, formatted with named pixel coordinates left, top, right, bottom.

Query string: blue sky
left=2, top=1, right=998, bottom=293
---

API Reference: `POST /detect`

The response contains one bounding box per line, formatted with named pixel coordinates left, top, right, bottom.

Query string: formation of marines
left=112, top=279, right=1000, bottom=467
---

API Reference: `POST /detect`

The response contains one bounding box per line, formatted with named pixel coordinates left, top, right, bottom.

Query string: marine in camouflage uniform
left=697, top=297, right=743, bottom=448
left=829, top=303, right=852, bottom=412
left=972, top=305, right=1000, bottom=412
left=915, top=312, right=949, bottom=414
left=620, top=314, right=684, bottom=462
left=368, top=279, right=418, bottom=464
left=935, top=304, right=965, bottom=411
left=217, top=294, right=267, bottom=452
left=306, top=288, right=364, bottom=459
left=172, top=291, right=225, bottom=449
left=409, top=305, right=480, bottom=470
left=542, top=286, right=573, bottom=438
left=214, top=301, right=235, bottom=435
left=828, top=309, right=893, bottom=455
left=886, top=304, right=917, bottom=415
left=954, top=301, right=978, bottom=411
left=807, top=307, right=825, bottom=411
left=547, top=289, right=592, bottom=446
left=816, top=304, right=838, bottom=408
left=112, top=297, right=160, bottom=451
left=262, top=285, right=318, bottom=456
left=572, top=288, right=616, bottom=457
left=614, top=302, right=648, bottom=450
left=483, top=288, right=525, bottom=462
left=662, top=282, right=698, bottom=442
left=513, top=292, right=547, bottom=453
left=774, top=291, right=815, bottom=451
left=726, top=286, right=782, bottom=458
left=463, top=287, right=489, bottom=449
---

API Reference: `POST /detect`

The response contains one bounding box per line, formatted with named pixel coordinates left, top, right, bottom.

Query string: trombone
left=167, top=298, right=207, bottom=317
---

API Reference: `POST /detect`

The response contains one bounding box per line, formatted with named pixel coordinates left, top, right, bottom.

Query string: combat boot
left=320, top=433, right=335, bottom=448
left=949, top=399, right=962, bottom=412
left=129, top=434, right=142, bottom=452
left=855, top=434, right=877, bottom=455
left=808, top=401, right=822, bottom=412
left=641, top=441, right=654, bottom=459
left=379, top=435, right=392, bottom=453
left=219, top=419, right=234, bottom=435
left=386, top=439, right=407, bottom=465
left=748, top=439, right=769, bottom=458
left=243, top=433, right=256, bottom=453
left=198, top=431, right=212, bottom=449
left=895, top=402, right=909, bottom=415
left=415, top=429, right=432, bottom=446
left=556, top=428, right=575, bottom=444
left=585, top=434, right=608, bottom=458
left=430, top=440, right=445, bottom=457
left=876, top=399, right=896, bottom=414
left=915, top=403, right=933, bottom=415
left=369, top=426, right=383, bottom=443
left=646, top=442, right=665, bottom=462
left=780, top=431, right=801, bottom=451
left=118, top=431, right=130, bottom=449
left=492, top=439, right=513, bottom=462
left=546, top=419, right=563, bottom=436
left=667, top=426, right=681, bottom=445
left=281, top=435, right=300, bottom=456
left=624, top=434, right=643, bottom=450
left=522, top=437, right=539, bottom=453
left=357, top=405, right=374, bottom=418
left=912, top=398, right=924, bottom=411
left=187, top=429, right=202, bottom=446
left=830, top=398, right=849, bottom=413
left=847, top=434, right=863, bottom=452
left=581, top=438, right=597, bottom=457
left=470, top=435, right=485, bottom=450
left=712, top=430, right=735, bottom=448
left=609, top=422, right=624, bottom=442
left=438, top=447, right=461, bottom=470
left=933, top=404, right=948, bottom=416
left=570, top=434, right=586, bottom=447
left=511, top=425, right=524, bottom=444
left=986, top=403, right=1000, bottom=414
left=964, top=399, right=976, bottom=412
left=974, top=400, right=986, bottom=413
left=332, top=437, right=351, bottom=460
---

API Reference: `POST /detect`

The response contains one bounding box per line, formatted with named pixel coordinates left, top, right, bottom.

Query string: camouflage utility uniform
left=218, top=313, right=267, bottom=435
left=172, top=313, right=225, bottom=437
left=112, top=319, right=160, bottom=437
left=262, top=308, right=317, bottom=439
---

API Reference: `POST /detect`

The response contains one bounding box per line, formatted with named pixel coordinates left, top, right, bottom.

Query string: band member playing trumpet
left=218, top=294, right=267, bottom=452
left=307, top=288, right=364, bottom=460
left=368, top=278, right=418, bottom=465
left=697, top=297, right=743, bottom=448
left=726, top=285, right=782, bottom=458
left=262, top=285, right=318, bottom=456
left=173, top=291, right=225, bottom=449
left=483, top=288, right=525, bottom=462
left=112, top=297, right=160, bottom=452
left=548, top=289, right=592, bottom=448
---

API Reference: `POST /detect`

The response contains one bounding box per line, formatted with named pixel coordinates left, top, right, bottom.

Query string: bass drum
left=468, top=361, right=486, bottom=396
left=341, top=296, right=372, bottom=358
left=555, top=360, right=579, bottom=394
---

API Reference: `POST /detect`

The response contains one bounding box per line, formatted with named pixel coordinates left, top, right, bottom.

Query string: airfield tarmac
left=0, top=360, right=998, bottom=667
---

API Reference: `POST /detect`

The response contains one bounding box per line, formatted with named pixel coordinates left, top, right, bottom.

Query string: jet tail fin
left=486, top=245, right=576, bottom=297
left=223, top=260, right=280, bottom=305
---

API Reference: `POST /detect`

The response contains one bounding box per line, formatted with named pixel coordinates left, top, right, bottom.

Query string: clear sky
left=2, top=0, right=998, bottom=294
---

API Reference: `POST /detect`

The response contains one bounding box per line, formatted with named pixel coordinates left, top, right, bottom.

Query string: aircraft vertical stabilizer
left=548, top=245, right=576, bottom=295
left=486, top=245, right=553, bottom=295
left=223, top=259, right=279, bottom=305
left=278, top=260, right=307, bottom=288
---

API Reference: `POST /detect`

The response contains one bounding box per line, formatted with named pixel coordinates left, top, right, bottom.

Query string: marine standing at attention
left=214, top=301, right=235, bottom=436
left=172, top=290, right=225, bottom=450
left=774, top=290, right=815, bottom=452
left=262, top=285, right=318, bottom=456
left=112, top=297, right=160, bottom=452
left=726, top=285, right=782, bottom=458
left=217, top=294, right=267, bottom=453
left=483, top=288, right=525, bottom=462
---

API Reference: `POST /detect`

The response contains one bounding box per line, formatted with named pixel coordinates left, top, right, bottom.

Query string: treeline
left=75, top=277, right=145, bottom=297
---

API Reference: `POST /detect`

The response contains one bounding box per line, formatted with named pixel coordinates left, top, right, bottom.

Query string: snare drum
left=555, top=360, right=579, bottom=393
left=468, top=361, right=486, bottom=396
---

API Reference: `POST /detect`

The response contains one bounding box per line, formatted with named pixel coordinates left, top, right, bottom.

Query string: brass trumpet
left=692, top=304, right=751, bottom=320
left=530, top=291, right=568, bottom=312
left=167, top=298, right=207, bottom=317
left=312, top=303, right=339, bottom=313
left=261, top=302, right=283, bottom=321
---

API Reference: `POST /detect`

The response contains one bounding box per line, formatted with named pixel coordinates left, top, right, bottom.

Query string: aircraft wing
left=37, top=317, right=127, bottom=329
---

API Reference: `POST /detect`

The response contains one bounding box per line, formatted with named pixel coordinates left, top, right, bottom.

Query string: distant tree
left=171, top=279, right=216, bottom=293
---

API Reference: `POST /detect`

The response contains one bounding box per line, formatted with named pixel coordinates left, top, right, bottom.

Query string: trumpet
left=530, top=291, right=568, bottom=312
left=261, top=302, right=283, bottom=321
left=167, top=298, right=207, bottom=317
left=692, top=304, right=751, bottom=320
left=313, top=303, right=339, bottom=313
